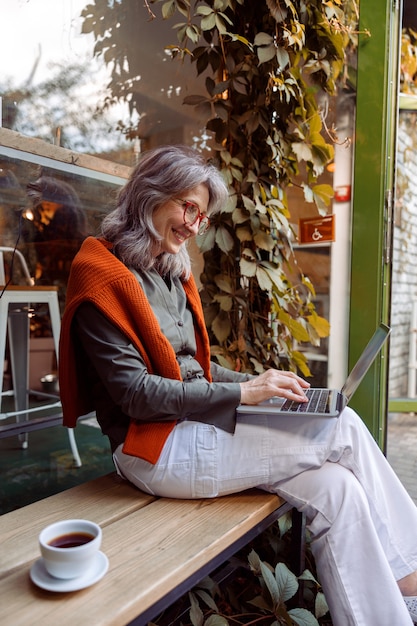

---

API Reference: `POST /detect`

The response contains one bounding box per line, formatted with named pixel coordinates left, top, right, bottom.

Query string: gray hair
left=101, top=145, right=228, bottom=278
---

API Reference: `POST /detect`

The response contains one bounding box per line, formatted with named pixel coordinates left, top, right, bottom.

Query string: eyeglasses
left=175, top=198, right=210, bottom=235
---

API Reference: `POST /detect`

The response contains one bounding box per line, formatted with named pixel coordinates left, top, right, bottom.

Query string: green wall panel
left=349, top=0, right=400, bottom=448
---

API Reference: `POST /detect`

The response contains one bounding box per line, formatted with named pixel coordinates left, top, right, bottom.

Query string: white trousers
left=113, top=407, right=417, bottom=625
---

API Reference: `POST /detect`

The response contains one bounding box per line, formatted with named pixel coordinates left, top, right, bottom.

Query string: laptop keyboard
left=281, top=388, right=330, bottom=413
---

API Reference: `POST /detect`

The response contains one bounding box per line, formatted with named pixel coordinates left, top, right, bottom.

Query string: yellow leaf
left=292, top=351, right=312, bottom=377
left=307, top=313, right=330, bottom=338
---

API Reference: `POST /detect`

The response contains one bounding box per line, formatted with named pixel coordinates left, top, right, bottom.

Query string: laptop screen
left=341, top=323, right=391, bottom=402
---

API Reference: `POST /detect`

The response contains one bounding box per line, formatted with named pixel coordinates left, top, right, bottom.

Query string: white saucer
left=30, top=551, right=109, bottom=592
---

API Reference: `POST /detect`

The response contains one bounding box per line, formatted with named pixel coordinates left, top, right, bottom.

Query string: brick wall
left=390, top=111, right=417, bottom=397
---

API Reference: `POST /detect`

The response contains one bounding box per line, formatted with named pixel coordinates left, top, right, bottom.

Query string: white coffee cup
left=39, top=519, right=102, bottom=579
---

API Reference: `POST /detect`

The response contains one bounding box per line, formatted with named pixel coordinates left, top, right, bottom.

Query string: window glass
left=0, top=0, right=132, bottom=164
left=0, top=145, right=127, bottom=320
left=0, top=0, right=205, bottom=161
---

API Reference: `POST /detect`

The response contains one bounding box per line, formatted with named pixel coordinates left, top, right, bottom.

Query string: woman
left=59, top=145, right=417, bottom=625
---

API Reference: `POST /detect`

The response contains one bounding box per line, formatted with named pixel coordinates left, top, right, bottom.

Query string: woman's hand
left=240, top=369, right=310, bottom=405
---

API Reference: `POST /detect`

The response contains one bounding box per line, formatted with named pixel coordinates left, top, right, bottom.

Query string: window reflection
left=24, top=176, right=87, bottom=293
left=0, top=153, right=124, bottom=322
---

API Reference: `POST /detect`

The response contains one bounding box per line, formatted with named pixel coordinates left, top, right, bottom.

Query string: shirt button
left=178, top=320, right=184, bottom=327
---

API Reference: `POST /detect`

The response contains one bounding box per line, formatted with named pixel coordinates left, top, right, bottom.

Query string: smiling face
left=152, top=183, right=209, bottom=255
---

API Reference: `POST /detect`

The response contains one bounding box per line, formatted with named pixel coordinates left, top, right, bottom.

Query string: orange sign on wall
left=298, top=214, right=335, bottom=244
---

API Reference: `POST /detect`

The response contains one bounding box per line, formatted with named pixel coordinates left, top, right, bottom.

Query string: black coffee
left=48, top=532, right=94, bottom=548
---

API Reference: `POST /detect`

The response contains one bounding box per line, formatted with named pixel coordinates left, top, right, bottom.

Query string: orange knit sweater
left=59, top=236, right=212, bottom=464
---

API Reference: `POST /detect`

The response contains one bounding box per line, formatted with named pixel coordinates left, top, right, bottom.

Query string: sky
left=0, top=0, right=132, bottom=151
left=0, top=0, right=96, bottom=85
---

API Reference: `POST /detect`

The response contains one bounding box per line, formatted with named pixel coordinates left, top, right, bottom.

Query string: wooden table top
left=0, top=474, right=285, bottom=626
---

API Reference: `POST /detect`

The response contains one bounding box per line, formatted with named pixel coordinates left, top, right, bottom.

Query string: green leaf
left=242, top=195, right=256, bottom=212
left=212, top=311, right=231, bottom=342
left=230, top=166, right=243, bottom=181
left=231, top=156, right=244, bottom=168
left=312, top=184, right=334, bottom=211
left=162, top=0, right=176, bottom=20
left=278, top=511, right=292, bottom=537
left=302, top=183, right=314, bottom=203
left=231, top=76, right=248, bottom=95
left=240, top=257, right=257, bottom=277
left=196, top=226, right=216, bottom=253
left=292, top=142, right=313, bottom=163
left=214, top=274, right=234, bottom=293
left=218, top=10, right=234, bottom=27
left=255, top=266, right=273, bottom=291
left=186, top=25, right=201, bottom=43
left=195, top=5, right=214, bottom=16
left=248, top=595, right=272, bottom=611
left=275, top=562, right=299, bottom=603
left=247, top=548, right=261, bottom=572
left=213, top=0, right=228, bottom=10
left=233, top=208, right=249, bottom=224
left=183, top=94, right=208, bottom=105
left=309, top=111, right=323, bottom=134
left=201, top=13, right=216, bottom=30
left=215, top=226, right=234, bottom=253
left=228, top=33, right=253, bottom=49
left=276, top=46, right=290, bottom=69
left=245, top=111, right=260, bottom=134
left=194, top=588, right=219, bottom=611
left=175, top=0, right=191, bottom=18
left=260, top=560, right=280, bottom=606
left=315, top=591, right=330, bottom=619
left=288, top=607, right=320, bottom=626
left=254, top=230, right=275, bottom=251
left=211, top=352, right=233, bottom=369
left=205, top=616, right=229, bottom=626
left=214, top=294, right=233, bottom=311
left=213, top=80, right=230, bottom=96
left=236, top=225, right=253, bottom=241
left=223, top=194, right=237, bottom=213
left=298, top=569, right=320, bottom=584
left=215, top=14, right=228, bottom=35
left=189, top=591, right=204, bottom=626
left=254, top=32, right=274, bottom=46
left=241, top=247, right=256, bottom=260
left=220, top=149, right=231, bottom=165
left=260, top=260, right=279, bottom=284
left=257, top=45, right=277, bottom=64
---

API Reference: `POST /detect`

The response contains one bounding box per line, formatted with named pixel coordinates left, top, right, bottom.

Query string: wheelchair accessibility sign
left=298, top=214, right=335, bottom=245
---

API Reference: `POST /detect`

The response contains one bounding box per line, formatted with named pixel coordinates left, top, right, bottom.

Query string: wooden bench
left=0, top=472, right=305, bottom=626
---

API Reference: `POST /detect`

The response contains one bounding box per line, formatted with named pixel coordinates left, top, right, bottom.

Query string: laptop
left=237, top=323, right=391, bottom=418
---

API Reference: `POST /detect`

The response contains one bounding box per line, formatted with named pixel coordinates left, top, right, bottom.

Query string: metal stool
left=0, top=247, right=81, bottom=466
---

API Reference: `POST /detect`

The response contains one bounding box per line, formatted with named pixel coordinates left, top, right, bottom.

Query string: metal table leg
left=8, top=305, right=30, bottom=448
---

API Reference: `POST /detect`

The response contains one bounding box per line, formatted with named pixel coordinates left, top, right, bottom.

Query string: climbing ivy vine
left=81, top=0, right=362, bottom=375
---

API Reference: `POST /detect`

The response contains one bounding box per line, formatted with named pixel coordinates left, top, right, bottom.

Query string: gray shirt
left=73, top=268, right=252, bottom=451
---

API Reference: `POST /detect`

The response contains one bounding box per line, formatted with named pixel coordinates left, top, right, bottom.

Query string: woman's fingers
left=240, top=369, right=310, bottom=405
